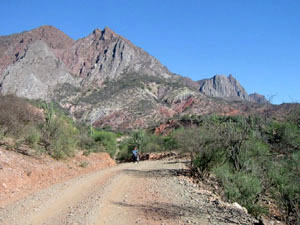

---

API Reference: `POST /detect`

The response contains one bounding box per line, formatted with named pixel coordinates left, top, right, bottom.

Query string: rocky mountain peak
left=90, top=27, right=125, bottom=44
left=198, top=74, right=250, bottom=100
left=101, top=27, right=118, bottom=40
left=92, top=28, right=101, bottom=34
left=90, top=27, right=117, bottom=40
left=29, top=25, right=74, bottom=49
left=61, top=26, right=171, bottom=85
left=249, top=93, right=269, bottom=104
left=0, top=25, right=74, bottom=77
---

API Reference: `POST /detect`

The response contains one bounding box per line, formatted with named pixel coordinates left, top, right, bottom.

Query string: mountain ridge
left=0, top=25, right=270, bottom=129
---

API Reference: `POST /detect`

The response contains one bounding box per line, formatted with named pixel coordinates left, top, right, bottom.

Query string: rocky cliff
left=198, top=74, right=250, bottom=100
left=249, top=93, right=269, bottom=104
left=61, top=27, right=171, bottom=87
left=0, top=40, right=79, bottom=99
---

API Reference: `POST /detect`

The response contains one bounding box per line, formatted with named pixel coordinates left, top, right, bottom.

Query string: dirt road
left=0, top=159, right=257, bottom=225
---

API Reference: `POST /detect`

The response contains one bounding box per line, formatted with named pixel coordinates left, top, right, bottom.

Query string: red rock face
left=159, top=106, right=176, bottom=118
left=173, top=97, right=195, bottom=113
left=155, top=120, right=177, bottom=135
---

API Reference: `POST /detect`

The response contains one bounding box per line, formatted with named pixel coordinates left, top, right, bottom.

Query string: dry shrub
left=0, top=95, right=42, bottom=137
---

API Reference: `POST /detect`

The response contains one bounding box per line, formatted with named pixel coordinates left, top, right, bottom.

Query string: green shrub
left=150, top=114, right=300, bottom=222
left=143, top=134, right=164, bottom=153
left=117, top=148, right=132, bottom=161
left=143, top=142, right=161, bottom=153
left=40, top=103, right=79, bottom=159
left=92, top=130, right=117, bottom=157
left=129, top=130, right=146, bottom=151
left=79, top=161, right=89, bottom=168
left=0, top=127, right=4, bottom=140
left=163, top=136, right=178, bottom=150
left=47, top=118, right=78, bottom=159
left=116, top=138, right=134, bottom=161
left=116, top=131, right=167, bottom=160
left=265, top=121, right=300, bottom=153
left=214, top=164, right=266, bottom=216
left=268, top=152, right=300, bottom=223
left=25, top=126, right=41, bottom=150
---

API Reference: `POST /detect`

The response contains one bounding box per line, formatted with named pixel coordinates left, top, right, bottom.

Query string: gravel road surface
left=0, top=159, right=257, bottom=225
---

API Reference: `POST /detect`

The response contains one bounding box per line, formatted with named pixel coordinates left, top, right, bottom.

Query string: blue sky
left=1, top=0, right=299, bottom=104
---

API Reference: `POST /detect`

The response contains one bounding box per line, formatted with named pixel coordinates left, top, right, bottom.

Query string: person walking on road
left=132, top=146, right=139, bottom=163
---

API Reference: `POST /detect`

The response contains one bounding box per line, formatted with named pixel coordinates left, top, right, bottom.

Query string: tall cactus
left=40, top=102, right=55, bottom=150
left=41, top=102, right=55, bottom=125
left=89, top=124, right=94, bottom=137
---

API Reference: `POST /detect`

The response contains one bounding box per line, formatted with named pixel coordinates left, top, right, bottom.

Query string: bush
left=129, top=130, right=146, bottom=151
left=47, top=117, right=78, bottom=159
left=0, top=95, right=42, bottom=137
left=215, top=165, right=265, bottom=216
left=116, top=131, right=167, bottom=161
left=25, top=126, right=41, bottom=150
left=265, top=121, right=300, bottom=154
left=143, top=142, right=161, bottom=153
left=116, top=137, right=136, bottom=161
left=40, top=103, right=79, bottom=159
left=79, top=161, right=89, bottom=168
left=268, top=152, right=300, bottom=223
left=172, top=125, right=226, bottom=176
left=163, top=136, right=178, bottom=150
left=92, top=130, right=117, bottom=157
left=169, top=114, right=300, bottom=223
left=143, top=134, right=164, bottom=153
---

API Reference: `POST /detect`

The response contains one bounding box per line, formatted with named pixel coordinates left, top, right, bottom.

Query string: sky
left=1, top=0, right=299, bottom=104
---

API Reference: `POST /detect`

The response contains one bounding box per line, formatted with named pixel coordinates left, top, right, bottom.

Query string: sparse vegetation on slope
left=115, top=110, right=300, bottom=223
left=167, top=113, right=300, bottom=224
left=0, top=95, right=118, bottom=159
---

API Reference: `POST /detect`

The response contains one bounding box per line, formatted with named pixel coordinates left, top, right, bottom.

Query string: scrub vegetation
left=1, top=95, right=299, bottom=224
left=117, top=111, right=300, bottom=224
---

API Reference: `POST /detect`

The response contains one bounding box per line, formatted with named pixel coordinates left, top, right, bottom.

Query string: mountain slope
left=0, top=25, right=74, bottom=77
left=0, top=40, right=79, bottom=99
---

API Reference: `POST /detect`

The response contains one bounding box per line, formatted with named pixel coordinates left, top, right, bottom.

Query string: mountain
left=0, top=25, right=271, bottom=129
left=249, top=93, right=269, bottom=104
left=0, top=26, right=172, bottom=98
left=0, top=40, right=79, bottom=99
left=198, top=74, right=249, bottom=100
left=62, top=27, right=172, bottom=86
left=0, top=25, right=74, bottom=77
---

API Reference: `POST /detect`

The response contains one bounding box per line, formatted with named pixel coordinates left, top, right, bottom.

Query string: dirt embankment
left=0, top=147, right=115, bottom=207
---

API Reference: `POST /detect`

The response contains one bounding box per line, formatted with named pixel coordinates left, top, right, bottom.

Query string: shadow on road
left=112, top=201, right=206, bottom=220
left=163, top=160, right=190, bottom=165
left=124, top=168, right=190, bottom=178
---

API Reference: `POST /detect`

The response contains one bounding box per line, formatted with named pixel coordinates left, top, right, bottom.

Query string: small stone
left=232, top=202, right=248, bottom=214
